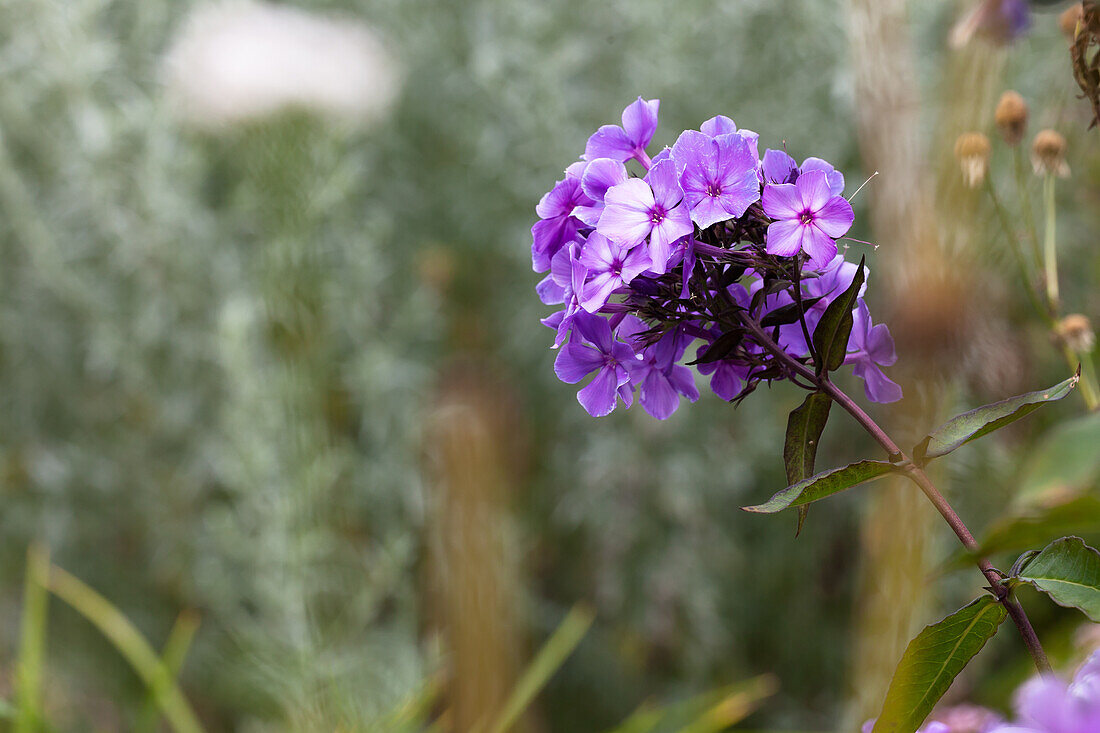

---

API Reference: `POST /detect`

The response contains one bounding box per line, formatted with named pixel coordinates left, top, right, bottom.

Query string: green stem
left=1013, top=146, right=1043, bottom=272
left=16, top=545, right=49, bottom=733
left=983, top=176, right=1051, bottom=326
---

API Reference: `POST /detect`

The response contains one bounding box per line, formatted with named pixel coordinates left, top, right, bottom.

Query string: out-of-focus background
left=1, top=0, right=1099, bottom=730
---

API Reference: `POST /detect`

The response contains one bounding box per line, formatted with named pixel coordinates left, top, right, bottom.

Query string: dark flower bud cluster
left=530, top=98, right=901, bottom=418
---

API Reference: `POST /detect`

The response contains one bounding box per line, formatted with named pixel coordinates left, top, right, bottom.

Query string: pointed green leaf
left=783, top=392, right=832, bottom=534
left=913, top=372, right=1080, bottom=465
left=1016, top=536, right=1100, bottom=622
left=873, top=596, right=1007, bottom=733
left=812, top=255, right=865, bottom=372
left=742, top=460, right=894, bottom=514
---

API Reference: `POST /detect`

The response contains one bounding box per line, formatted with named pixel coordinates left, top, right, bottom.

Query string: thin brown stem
left=737, top=311, right=1054, bottom=675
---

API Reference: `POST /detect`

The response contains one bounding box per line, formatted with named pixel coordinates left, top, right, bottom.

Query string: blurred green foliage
left=1, top=0, right=1098, bottom=731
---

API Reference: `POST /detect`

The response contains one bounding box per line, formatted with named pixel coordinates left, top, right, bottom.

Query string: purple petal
left=621, top=97, right=659, bottom=148
left=640, top=370, right=681, bottom=419
left=699, top=115, right=738, bottom=137
left=536, top=273, right=566, bottom=305
left=581, top=158, right=629, bottom=203
left=668, top=365, right=700, bottom=401
left=761, top=182, right=803, bottom=220
left=762, top=149, right=798, bottom=184
left=620, top=245, right=653, bottom=283
left=802, top=224, right=839, bottom=269
left=649, top=205, right=693, bottom=274
left=765, top=219, right=804, bottom=258
left=585, top=125, right=635, bottom=162
left=866, top=323, right=898, bottom=366
left=535, top=177, right=583, bottom=219
left=598, top=179, right=655, bottom=247
left=531, top=216, right=580, bottom=272
left=580, top=272, right=620, bottom=313
left=573, top=311, right=614, bottom=352
left=814, top=195, right=855, bottom=238
left=670, top=129, right=712, bottom=179
left=801, top=157, right=845, bottom=196
left=797, top=170, right=833, bottom=212
left=578, top=366, right=621, bottom=417
left=709, top=363, right=742, bottom=401
left=645, top=158, right=684, bottom=209
left=554, top=342, right=603, bottom=383
left=578, top=231, right=616, bottom=270
left=853, top=361, right=903, bottom=403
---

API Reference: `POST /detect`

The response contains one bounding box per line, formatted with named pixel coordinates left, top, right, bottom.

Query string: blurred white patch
left=163, top=0, right=401, bottom=128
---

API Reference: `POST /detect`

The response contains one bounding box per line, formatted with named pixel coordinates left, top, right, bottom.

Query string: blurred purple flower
left=988, top=651, right=1100, bottom=733
left=762, top=169, right=853, bottom=269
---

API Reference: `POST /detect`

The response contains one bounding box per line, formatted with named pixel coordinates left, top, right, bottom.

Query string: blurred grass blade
left=486, top=604, right=595, bottom=733
left=378, top=675, right=443, bottom=731
left=16, top=544, right=50, bottom=733
left=603, top=676, right=777, bottom=733
left=136, top=609, right=202, bottom=733
left=44, top=564, right=205, bottom=733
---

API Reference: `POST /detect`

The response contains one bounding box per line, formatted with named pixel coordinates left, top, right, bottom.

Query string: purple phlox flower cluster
left=987, top=651, right=1100, bottom=733
left=530, top=98, right=901, bottom=418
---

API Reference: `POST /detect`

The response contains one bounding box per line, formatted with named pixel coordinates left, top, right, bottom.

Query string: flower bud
left=1031, top=129, right=1070, bottom=177
left=1060, top=3, right=1084, bottom=41
left=954, top=132, right=991, bottom=188
left=1058, top=314, right=1095, bottom=353
left=994, top=91, right=1028, bottom=146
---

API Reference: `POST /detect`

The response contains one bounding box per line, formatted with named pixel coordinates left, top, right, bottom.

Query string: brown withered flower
left=954, top=132, right=991, bottom=188
left=1031, top=129, right=1070, bottom=177
left=994, top=91, right=1028, bottom=146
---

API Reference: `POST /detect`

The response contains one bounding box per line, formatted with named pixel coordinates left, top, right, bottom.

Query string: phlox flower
left=597, top=158, right=693, bottom=275
left=554, top=312, right=638, bottom=417
left=671, top=130, right=761, bottom=230
left=760, top=150, right=845, bottom=195
left=762, top=169, right=854, bottom=269
left=532, top=171, right=591, bottom=272
left=585, top=97, right=660, bottom=168
left=619, top=318, right=699, bottom=419
left=539, top=243, right=588, bottom=347
left=572, top=158, right=628, bottom=227
left=578, top=232, right=651, bottom=313
left=845, top=301, right=902, bottom=404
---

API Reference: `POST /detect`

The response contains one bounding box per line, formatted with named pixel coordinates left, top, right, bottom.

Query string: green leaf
left=1016, top=411, right=1100, bottom=503
left=1016, top=536, right=1100, bottom=622
left=742, top=460, right=894, bottom=514
left=913, top=372, right=1080, bottom=465
left=873, top=596, right=1007, bottom=733
left=811, top=255, right=865, bottom=372
left=783, top=392, right=832, bottom=535
left=689, top=331, right=743, bottom=366
left=943, top=495, right=1100, bottom=569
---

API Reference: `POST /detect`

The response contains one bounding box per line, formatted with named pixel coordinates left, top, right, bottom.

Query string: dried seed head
left=1058, top=314, right=1095, bottom=353
left=994, top=91, right=1028, bottom=145
left=1031, top=129, right=1070, bottom=177
left=1060, top=3, right=1085, bottom=40
left=954, top=132, right=991, bottom=188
